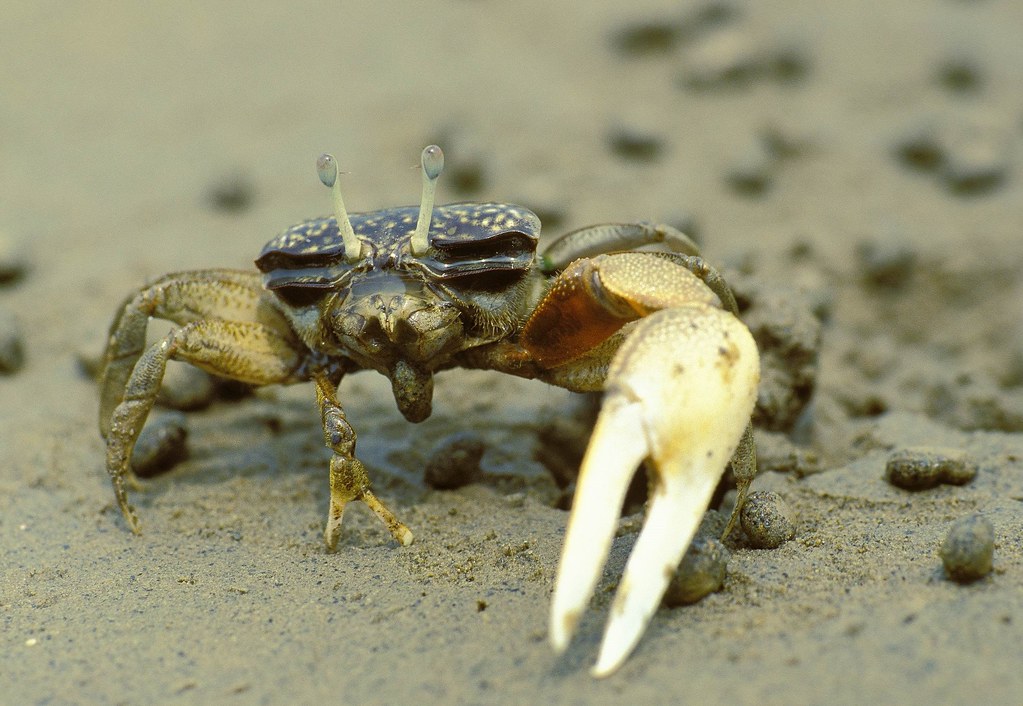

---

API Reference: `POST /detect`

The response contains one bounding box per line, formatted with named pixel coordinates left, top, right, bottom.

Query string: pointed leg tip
left=395, top=526, right=414, bottom=547
left=359, top=489, right=415, bottom=547
left=119, top=504, right=142, bottom=535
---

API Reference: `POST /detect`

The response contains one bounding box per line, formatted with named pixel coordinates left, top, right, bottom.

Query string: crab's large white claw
left=549, top=304, right=759, bottom=677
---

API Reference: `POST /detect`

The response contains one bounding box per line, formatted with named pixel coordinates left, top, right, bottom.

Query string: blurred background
left=6, top=0, right=1021, bottom=275
left=3, top=2, right=1022, bottom=704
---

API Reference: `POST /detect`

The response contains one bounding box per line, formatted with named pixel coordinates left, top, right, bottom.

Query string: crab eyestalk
left=410, top=145, right=444, bottom=257
left=316, top=153, right=362, bottom=262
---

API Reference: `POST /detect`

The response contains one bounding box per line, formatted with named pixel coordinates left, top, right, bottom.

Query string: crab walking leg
left=105, top=320, right=303, bottom=532
left=540, top=222, right=701, bottom=273
left=313, top=374, right=414, bottom=550
left=98, top=269, right=277, bottom=438
left=549, top=304, right=759, bottom=676
left=723, top=423, right=757, bottom=540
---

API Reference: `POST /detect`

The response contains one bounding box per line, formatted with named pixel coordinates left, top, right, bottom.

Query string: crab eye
left=274, top=286, right=325, bottom=308
left=439, top=234, right=531, bottom=260
left=419, top=231, right=536, bottom=280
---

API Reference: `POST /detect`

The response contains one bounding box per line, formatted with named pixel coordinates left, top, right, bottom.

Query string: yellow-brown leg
left=313, top=373, right=413, bottom=550
left=105, top=319, right=304, bottom=532
left=99, top=269, right=287, bottom=438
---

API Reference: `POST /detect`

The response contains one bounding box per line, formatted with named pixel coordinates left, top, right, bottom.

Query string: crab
left=98, top=145, right=759, bottom=676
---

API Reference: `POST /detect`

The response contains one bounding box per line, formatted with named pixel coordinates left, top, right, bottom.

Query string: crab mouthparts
left=389, top=359, right=433, bottom=423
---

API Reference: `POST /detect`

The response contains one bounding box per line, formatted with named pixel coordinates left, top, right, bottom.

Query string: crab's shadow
left=128, top=369, right=573, bottom=535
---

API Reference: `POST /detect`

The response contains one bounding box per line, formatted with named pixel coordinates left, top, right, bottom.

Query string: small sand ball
left=424, top=432, right=486, bottom=490
left=0, top=230, right=31, bottom=284
left=885, top=447, right=977, bottom=490
left=131, top=413, right=189, bottom=478
left=940, top=514, right=995, bottom=583
left=205, top=173, right=256, bottom=213
left=664, top=536, right=730, bottom=606
left=741, top=490, right=796, bottom=549
left=607, top=121, right=665, bottom=163
left=725, top=138, right=775, bottom=196
left=0, top=308, right=25, bottom=374
left=157, top=363, right=217, bottom=410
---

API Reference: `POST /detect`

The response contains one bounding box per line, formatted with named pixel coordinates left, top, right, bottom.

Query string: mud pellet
left=893, top=114, right=1010, bottom=195
left=0, top=308, right=25, bottom=374
left=131, top=412, right=189, bottom=478
left=726, top=138, right=775, bottom=196
left=939, top=115, right=1009, bottom=196
left=884, top=446, right=977, bottom=490
left=535, top=398, right=598, bottom=489
left=206, top=173, right=255, bottom=213
left=679, top=29, right=759, bottom=90
left=937, top=56, right=982, bottom=94
left=0, top=231, right=30, bottom=284
left=157, top=364, right=217, bottom=410
left=664, top=536, right=730, bottom=606
left=741, top=490, right=796, bottom=549
left=75, top=348, right=103, bottom=380
left=940, top=514, right=994, bottom=583
left=893, top=121, right=944, bottom=172
left=607, top=122, right=665, bottom=162
left=856, top=233, right=917, bottom=290
left=611, top=20, right=678, bottom=56
left=424, top=432, right=486, bottom=490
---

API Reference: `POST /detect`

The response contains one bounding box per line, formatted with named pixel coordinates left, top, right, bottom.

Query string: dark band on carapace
left=256, top=202, right=541, bottom=289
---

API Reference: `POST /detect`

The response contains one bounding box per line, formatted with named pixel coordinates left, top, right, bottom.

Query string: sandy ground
left=3, top=1, right=1023, bottom=704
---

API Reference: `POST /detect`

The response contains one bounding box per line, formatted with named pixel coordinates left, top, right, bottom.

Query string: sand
left=2, top=1, right=1022, bottom=704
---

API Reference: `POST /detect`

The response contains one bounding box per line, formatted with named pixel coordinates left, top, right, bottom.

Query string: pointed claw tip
left=549, top=607, right=581, bottom=653
left=592, top=624, right=636, bottom=678
left=590, top=659, right=622, bottom=679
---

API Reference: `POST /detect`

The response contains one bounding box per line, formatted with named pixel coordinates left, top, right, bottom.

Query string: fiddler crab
left=98, top=145, right=759, bottom=676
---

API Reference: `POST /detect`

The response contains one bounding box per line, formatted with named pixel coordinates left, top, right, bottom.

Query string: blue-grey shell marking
left=256, top=202, right=540, bottom=290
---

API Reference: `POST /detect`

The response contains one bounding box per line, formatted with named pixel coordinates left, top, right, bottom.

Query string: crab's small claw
left=549, top=304, right=759, bottom=677
left=324, top=455, right=414, bottom=551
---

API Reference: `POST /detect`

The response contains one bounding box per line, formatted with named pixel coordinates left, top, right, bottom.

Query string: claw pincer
left=549, top=304, right=759, bottom=675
